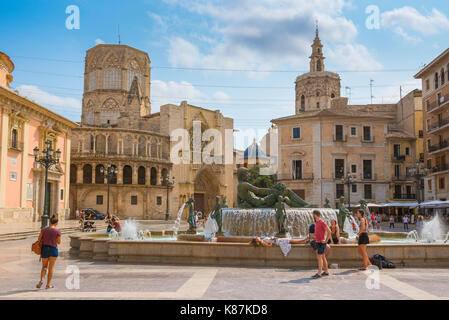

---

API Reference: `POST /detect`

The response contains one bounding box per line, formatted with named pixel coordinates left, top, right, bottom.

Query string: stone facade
left=70, top=45, right=235, bottom=219
left=0, top=52, right=78, bottom=224
left=272, top=32, right=423, bottom=208
left=415, top=49, right=449, bottom=202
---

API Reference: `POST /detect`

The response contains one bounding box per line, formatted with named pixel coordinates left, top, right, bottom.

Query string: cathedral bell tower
left=310, top=23, right=324, bottom=73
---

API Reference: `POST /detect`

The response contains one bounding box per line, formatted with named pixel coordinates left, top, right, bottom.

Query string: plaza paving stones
left=0, top=236, right=448, bottom=300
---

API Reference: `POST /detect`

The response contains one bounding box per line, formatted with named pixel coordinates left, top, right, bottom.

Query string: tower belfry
left=310, top=21, right=324, bottom=72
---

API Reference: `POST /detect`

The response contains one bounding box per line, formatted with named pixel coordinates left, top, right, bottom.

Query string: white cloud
left=16, top=85, right=81, bottom=112
left=95, top=38, right=105, bottom=45
left=381, top=6, right=449, bottom=41
left=327, top=44, right=383, bottom=71
left=393, top=27, right=421, bottom=44
left=212, top=91, right=230, bottom=102
left=165, top=0, right=380, bottom=71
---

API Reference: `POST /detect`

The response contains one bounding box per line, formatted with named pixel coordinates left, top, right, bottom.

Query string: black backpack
left=370, top=254, right=396, bottom=269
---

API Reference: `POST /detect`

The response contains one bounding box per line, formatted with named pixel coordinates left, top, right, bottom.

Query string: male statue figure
left=274, top=196, right=288, bottom=237
left=211, top=196, right=224, bottom=236
left=185, top=197, right=196, bottom=234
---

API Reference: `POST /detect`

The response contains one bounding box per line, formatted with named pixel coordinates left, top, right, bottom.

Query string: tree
left=248, top=165, right=274, bottom=188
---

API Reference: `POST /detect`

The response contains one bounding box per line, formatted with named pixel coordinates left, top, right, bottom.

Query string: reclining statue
left=237, top=167, right=309, bottom=208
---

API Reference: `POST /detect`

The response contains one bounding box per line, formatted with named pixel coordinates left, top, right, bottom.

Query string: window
left=352, top=184, right=357, bottom=193
left=364, top=184, right=373, bottom=199
left=150, top=167, right=157, bottom=185
left=435, top=73, right=439, bottom=90
left=426, top=79, right=430, bottom=91
left=138, top=166, right=146, bottom=185
left=316, top=60, right=322, bottom=72
left=331, top=93, right=335, bottom=98
left=351, top=164, right=357, bottom=174
left=292, top=160, right=302, bottom=180
left=336, top=184, right=345, bottom=198
left=70, top=164, right=77, bottom=184
left=428, top=180, right=432, bottom=191
left=156, top=196, right=162, bottom=205
left=300, top=95, right=305, bottom=110
left=104, top=68, right=121, bottom=89
left=419, top=130, right=423, bottom=138
left=96, top=195, right=103, bottom=205
left=335, top=159, right=345, bottom=179
left=11, top=129, right=18, bottom=149
left=335, top=125, right=344, bottom=141
left=83, top=164, right=92, bottom=184
left=394, top=165, right=401, bottom=179
left=405, top=147, right=410, bottom=156
left=350, top=127, right=357, bottom=137
left=293, top=127, right=301, bottom=139
left=363, top=160, right=373, bottom=180
left=60, top=189, right=64, bottom=201
left=362, top=126, right=372, bottom=142
left=131, top=195, right=138, bottom=205
left=406, top=186, right=412, bottom=196
left=123, top=165, right=133, bottom=184
left=439, top=178, right=445, bottom=190
left=88, top=71, right=97, bottom=91
left=316, top=102, right=320, bottom=109
left=393, top=144, right=401, bottom=158
left=95, top=165, right=105, bottom=184
left=127, top=60, right=142, bottom=90
left=441, top=68, right=445, bottom=86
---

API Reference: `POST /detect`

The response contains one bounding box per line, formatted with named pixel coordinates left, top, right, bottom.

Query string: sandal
left=36, top=281, right=43, bottom=289
left=45, top=285, right=54, bottom=289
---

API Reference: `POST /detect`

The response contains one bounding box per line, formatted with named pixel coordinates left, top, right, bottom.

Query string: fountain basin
left=70, top=233, right=449, bottom=268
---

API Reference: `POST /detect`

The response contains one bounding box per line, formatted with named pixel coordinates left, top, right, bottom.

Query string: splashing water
left=406, top=230, right=419, bottom=242
left=343, top=215, right=360, bottom=240
left=173, top=203, right=186, bottom=237
left=421, top=214, right=445, bottom=243
left=222, top=208, right=338, bottom=238
left=121, top=219, right=138, bottom=240
left=203, top=212, right=218, bottom=238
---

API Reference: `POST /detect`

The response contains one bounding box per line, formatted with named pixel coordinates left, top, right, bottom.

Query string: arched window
left=138, top=166, right=146, bottom=185
left=83, top=164, right=92, bottom=184
left=123, top=136, right=133, bottom=155
left=331, top=93, right=336, bottom=99
left=435, top=72, right=439, bottom=89
left=88, top=71, right=97, bottom=91
left=316, top=60, right=322, bottom=72
left=110, top=165, right=117, bottom=184
left=441, top=68, right=446, bottom=86
left=95, top=135, right=106, bottom=154
left=300, top=95, right=305, bottom=110
left=95, top=165, right=105, bottom=184
left=150, top=139, right=157, bottom=158
left=150, top=167, right=157, bottom=185
left=107, top=135, right=117, bottom=155
left=104, top=68, right=121, bottom=89
left=316, top=91, right=320, bottom=97
left=123, top=165, right=132, bottom=184
left=317, top=102, right=320, bottom=109
left=90, top=135, right=94, bottom=152
left=70, top=164, right=77, bottom=184
left=138, top=137, right=146, bottom=156
left=161, top=168, right=168, bottom=185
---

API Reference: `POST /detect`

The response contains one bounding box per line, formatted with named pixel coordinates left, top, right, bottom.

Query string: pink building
left=0, top=52, right=78, bottom=224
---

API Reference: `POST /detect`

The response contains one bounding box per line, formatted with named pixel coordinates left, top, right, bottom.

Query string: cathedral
left=69, top=44, right=235, bottom=219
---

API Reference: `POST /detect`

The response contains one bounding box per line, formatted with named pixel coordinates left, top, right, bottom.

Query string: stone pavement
left=0, top=236, right=448, bottom=300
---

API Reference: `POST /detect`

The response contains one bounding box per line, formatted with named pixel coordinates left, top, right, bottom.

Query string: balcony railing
left=361, top=173, right=376, bottom=180
left=333, top=135, right=347, bottom=142
left=431, top=163, right=449, bottom=174
left=428, top=139, right=449, bottom=153
left=428, top=117, right=449, bottom=132
left=276, top=173, right=314, bottom=181
left=392, top=154, right=406, bottom=161
left=394, top=193, right=417, bottom=200
left=361, top=136, right=375, bottom=143
left=427, top=94, right=449, bottom=113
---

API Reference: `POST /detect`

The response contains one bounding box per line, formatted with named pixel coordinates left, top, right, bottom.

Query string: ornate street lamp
left=408, top=161, right=429, bottom=215
left=343, top=173, right=355, bottom=211
left=99, top=164, right=118, bottom=217
left=161, top=175, right=175, bottom=221
left=33, top=140, right=61, bottom=229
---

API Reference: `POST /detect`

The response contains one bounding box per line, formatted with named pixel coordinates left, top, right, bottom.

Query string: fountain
left=172, top=202, right=186, bottom=237
left=406, top=230, right=419, bottom=242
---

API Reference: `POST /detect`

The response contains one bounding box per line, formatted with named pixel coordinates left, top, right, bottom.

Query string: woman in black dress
left=356, top=210, right=372, bottom=270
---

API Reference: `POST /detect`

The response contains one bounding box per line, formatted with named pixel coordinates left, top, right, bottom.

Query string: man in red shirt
left=312, top=210, right=332, bottom=279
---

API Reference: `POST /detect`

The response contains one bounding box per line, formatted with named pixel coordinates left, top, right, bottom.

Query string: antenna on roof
left=118, top=24, right=121, bottom=45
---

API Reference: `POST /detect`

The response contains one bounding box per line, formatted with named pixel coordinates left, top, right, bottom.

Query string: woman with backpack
left=35, top=215, right=61, bottom=289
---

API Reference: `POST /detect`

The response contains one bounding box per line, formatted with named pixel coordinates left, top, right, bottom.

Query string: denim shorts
left=316, top=242, right=327, bottom=255
left=41, top=245, right=58, bottom=258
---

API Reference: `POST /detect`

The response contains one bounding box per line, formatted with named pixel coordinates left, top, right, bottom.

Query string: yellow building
left=415, top=48, right=449, bottom=201
left=0, top=52, right=78, bottom=224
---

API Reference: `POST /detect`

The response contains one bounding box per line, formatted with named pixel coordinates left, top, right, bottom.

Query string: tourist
left=309, top=224, right=330, bottom=257
left=311, top=210, right=331, bottom=279
left=403, top=215, right=409, bottom=231
left=112, top=216, right=121, bottom=232
left=376, top=215, right=382, bottom=230
left=389, top=216, right=395, bottom=229
left=356, top=210, right=372, bottom=271
left=416, top=215, right=424, bottom=237
left=371, top=214, right=375, bottom=230
left=36, top=215, right=61, bottom=289
left=329, top=219, right=340, bottom=244
left=106, top=214, right=114, bottom=233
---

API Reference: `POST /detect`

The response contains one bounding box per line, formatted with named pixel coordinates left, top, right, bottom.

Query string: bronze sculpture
left=185, top=197, right=196, bottom=234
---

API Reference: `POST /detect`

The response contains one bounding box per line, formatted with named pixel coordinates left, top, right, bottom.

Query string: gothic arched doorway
left=193, top=166, right=220, bottom=217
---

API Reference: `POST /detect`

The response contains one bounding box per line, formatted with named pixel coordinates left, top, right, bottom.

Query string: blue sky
left=1, top=0, right=449, bottom=149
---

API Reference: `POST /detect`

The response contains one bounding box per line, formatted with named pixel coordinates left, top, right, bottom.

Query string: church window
left=331, top=93, right=335, bottom=98
left=127, top=60, right=142, bottom=90
left=441, top=68, right=445, bottom=86
left=300, top=95, right=305, bottom=110
left=88, top=71, right=97, bottom=91
left=104, top=68, right=121, bottom=89
left=316, top=60, right=322, bottom=71
left=435, top=72, right=439, bottom=90
left=317, top=102, right=320, bottom=109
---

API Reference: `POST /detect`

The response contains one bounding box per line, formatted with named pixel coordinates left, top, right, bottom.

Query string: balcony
left=428, top=117, right=449, bottom=133
left=393, top=193, right=417, bottom=200
left=428, top=139, right=449, bottom=154
left=333, top=135, right=347, bottom=142
left=427, top=94, right=449, bottom=113
left=431, top=163, right=449, bottom=174
left=276, top=173, right=314, bottom=181
left=361, top=136, right=375, bottom=143
left=361, top=173, right=377, bottom=180
left=392, top=154, right=406, bottom=161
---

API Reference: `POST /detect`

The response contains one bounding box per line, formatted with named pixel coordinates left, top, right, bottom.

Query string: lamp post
left=100, top=164, right=118, bottom=217
left=343, top=173, right=355, bottom=212
left=33, top=140, right=61, bottom=229
left=409, top=161, right=429, bottom=216
left=162, top=175, right=175, bottom=221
